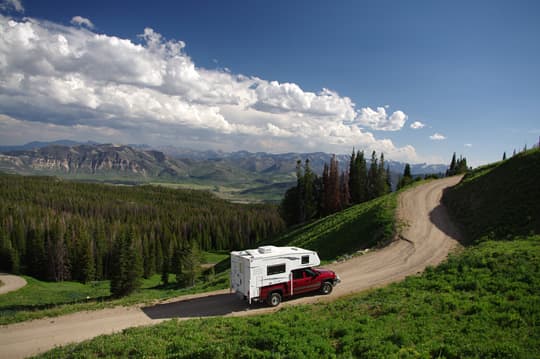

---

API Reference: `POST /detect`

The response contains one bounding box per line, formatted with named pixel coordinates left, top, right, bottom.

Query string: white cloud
left=0, top=15, right=422, bottom=163
left=464, top=143, right=472, bottom=147
left=70, top=16, right=94, bottom=29
left=356, top=107, right=407, bottom=131
left=410, top=121, right=425, bottom=129
left=430, top=133, right=446, bottom=140
left=0, top=0, right=24, bottom=13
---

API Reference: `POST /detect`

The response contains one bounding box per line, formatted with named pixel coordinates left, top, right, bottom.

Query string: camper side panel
left=230, top=254, right=251, bottom=299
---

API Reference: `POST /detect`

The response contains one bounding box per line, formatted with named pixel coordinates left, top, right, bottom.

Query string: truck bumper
left=333, top=275, right=341, bottom=286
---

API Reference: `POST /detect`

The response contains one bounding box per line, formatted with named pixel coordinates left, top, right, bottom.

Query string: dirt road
left=0, top=176, right=462, bottom=358
left=0, top=273, right=27, bottom=295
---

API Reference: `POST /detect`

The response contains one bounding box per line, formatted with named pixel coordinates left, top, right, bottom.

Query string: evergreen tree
left=446, top=153, right=457, bottom=176
left=398, top=163, right=413, bottom=189
left=376, top=153, right=389, bottom=196
left=295, top=160, right=305, bottom=222
left=503, top=152, right=507, bottom=161
left=340, top=171, right=350, bottom=208
left=183, top=241, right=201, bottom=287
left=356, top=150, right=367, bottom=203
left=79, top=230, right=95, bottom=283
left=367, top=151, right=379, bottom=200
left=279, top=186, right=301, bottom=226
left=110, top=229, right=142, bottom=297
left=385, top=166, right=392, bottom=192
left=456, top=156, right=468, bottom=174
left=171, top=241, right=184, bottom=286
left=328, top=155, right=341, bottom=213
left=348, top=149, right=359, bottom=203
left=321, top=163, right=330, bottom=216
left=303, top=159, right=317, bottom=221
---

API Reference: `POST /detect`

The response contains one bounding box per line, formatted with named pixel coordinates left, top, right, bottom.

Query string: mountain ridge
left=0, top=141, right=448, bottom=202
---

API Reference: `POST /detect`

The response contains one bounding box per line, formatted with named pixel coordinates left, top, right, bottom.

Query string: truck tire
left=268, top=292, right=282, bottom=307
left=321, top=281, right=333, bottom=295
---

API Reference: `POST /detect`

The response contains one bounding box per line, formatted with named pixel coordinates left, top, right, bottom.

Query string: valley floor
left=0, top=176, right=462, bottom=358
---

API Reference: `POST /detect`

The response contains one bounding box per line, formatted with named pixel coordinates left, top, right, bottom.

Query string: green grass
left=0, top=272, right=230, bottom=325
left=273, top=192, right=398, bottom=260
left=202, top=250, right=230, bottom=264
left=444, top=148, right=540, bottom=241
left=37, top=235, right=540, bottom=358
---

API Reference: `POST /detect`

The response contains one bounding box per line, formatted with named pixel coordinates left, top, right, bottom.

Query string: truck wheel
left=268, top=292, right=282, bottom=307
left=321, top=281, right=333, bottom=295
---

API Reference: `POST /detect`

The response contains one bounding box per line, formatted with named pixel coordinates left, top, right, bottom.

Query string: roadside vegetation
left=0, top=251, right=229, bottom=325
left=38, top=148, right=540, bottom=357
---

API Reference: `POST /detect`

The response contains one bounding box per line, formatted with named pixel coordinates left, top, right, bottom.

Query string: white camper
left=230, top=245, right=321, bottom=304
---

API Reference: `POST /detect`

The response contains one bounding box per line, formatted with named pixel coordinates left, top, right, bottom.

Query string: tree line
left=0, top=174, right=284, bottom=295
left=280, top=150, right=391, bottom=226
left=446, top=153, right=468, bottom=176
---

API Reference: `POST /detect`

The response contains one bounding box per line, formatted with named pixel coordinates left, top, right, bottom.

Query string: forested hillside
left=0, top=174, right=284, bottom=284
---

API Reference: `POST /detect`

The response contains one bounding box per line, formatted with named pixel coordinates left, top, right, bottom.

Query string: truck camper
left=230, top=245, right=340, bottom=306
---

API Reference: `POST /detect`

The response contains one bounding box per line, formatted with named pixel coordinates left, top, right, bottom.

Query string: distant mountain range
left=0, top=141, right=448, bottom=202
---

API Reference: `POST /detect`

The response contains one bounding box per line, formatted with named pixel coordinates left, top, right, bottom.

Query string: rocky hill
left=0, top=144, right=188, bottom=179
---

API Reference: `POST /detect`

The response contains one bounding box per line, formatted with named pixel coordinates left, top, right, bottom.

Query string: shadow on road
left=142, top=293, right=251, bottom=319
left=429, top=203, right=464, bottom=244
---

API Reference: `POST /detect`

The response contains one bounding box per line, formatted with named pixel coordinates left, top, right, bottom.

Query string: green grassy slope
left=37, top=152, right=540, bottom=358
left=443, top=148, right=540, bottom=241
left=273, top=193, right=397, bottom=260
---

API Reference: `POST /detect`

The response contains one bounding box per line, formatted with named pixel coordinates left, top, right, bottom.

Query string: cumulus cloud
left=70, top=16, right=94, bottom=29
left=356, top=107, right=407, bottom=131
left=430, top=133, right=446, bottom=140
left=0, top=0, right=24, bottom=13
left=0, top=15, right=421, bottom=162
left=410, top=121, right=425, bottom=129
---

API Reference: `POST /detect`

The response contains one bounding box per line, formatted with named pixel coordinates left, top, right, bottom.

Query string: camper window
left=267, top=264, right=286, bottom=276
left=301, top=255, right=309, bottom=264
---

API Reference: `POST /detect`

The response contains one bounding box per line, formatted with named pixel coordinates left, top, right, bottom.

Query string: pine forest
left=0, top=174, right=284, bottom=291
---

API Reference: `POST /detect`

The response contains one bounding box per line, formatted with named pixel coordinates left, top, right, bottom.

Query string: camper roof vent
left=257, top=246, right=274, bottom=254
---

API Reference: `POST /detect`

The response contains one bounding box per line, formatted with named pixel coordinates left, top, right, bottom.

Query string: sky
left=0, top=0, right=539, bottom=166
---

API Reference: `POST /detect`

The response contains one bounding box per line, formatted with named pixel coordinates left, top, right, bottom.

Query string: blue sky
left=0, top=0, right=538, bottom=165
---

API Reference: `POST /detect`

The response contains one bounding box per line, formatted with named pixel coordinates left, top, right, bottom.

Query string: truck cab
left=260, top=267, right=340, bottom=306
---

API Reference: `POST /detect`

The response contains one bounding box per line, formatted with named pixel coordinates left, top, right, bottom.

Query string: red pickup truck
left=259, top=267, right=341, bottom=306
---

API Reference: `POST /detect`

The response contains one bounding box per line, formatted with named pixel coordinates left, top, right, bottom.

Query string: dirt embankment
left=0, top=176, right=463, bottom=359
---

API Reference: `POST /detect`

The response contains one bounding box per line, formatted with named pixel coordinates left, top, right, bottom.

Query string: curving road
left=0, top=176, right=463, bottom=358
left=0, top=273, right=27, bottom=295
